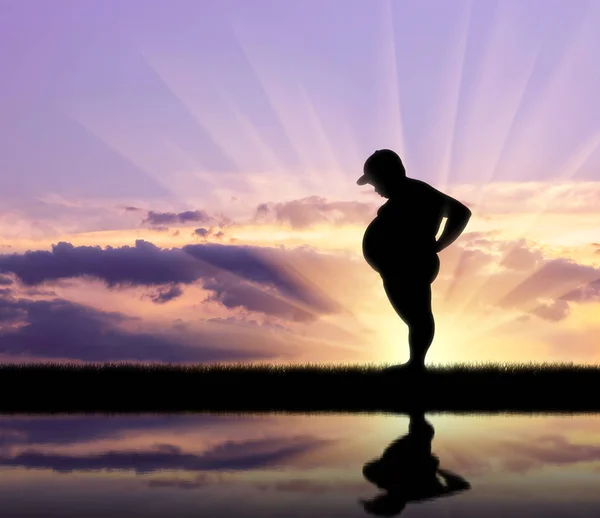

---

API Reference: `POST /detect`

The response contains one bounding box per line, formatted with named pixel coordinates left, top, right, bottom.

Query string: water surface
left=1, top=413, right=599, bottom=516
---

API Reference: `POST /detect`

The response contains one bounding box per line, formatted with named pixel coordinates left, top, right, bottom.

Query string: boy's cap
left=357, top=149, right=405, bottom=185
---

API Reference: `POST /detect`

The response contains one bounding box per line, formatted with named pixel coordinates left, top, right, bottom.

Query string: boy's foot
left=384, top=362, right=426, bottom=375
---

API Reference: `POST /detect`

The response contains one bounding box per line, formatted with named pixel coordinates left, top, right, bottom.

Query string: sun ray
left=379, top=0, right=406, bottom=156
left=446, top=128, right=600, bottom=325
left=59, top=109, right=183, bottom=202
left=229, top=23, right=331, bottom=192
left=436, top=0, right=474, bottom=192
left=295, top=84, right=356, bottom=195
left=448, top=0, right=590, bottom=211
left=178, top=246, right=374, bottom=345
left=442, top=8, right=597, bottom=324
left=134, top=47, right=255, bottom=177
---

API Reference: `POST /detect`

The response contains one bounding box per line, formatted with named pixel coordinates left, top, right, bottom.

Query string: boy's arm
left=437, top=468, right=471, bottom=492
left=434, top=192, right=471, bottom=253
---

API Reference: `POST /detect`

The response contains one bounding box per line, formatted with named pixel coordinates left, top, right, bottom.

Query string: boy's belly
left=362, top=232, right=439, bottom=281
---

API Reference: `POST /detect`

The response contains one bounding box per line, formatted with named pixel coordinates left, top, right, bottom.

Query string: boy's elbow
left=450, top=203, right=471, bottom=222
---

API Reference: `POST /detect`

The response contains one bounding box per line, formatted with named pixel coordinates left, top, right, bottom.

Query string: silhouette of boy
left=357, top=149, right=471, bottom=372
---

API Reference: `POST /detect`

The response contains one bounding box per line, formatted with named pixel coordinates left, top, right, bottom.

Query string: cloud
left=500, top=242, right=543, bottom=271
left=0, top=241, right=342, bottom=319
left=450, top=181, right=600, bottom=214
left=0, top=436, right=327, bottom=473
left=142, top=210, right=212, bottom=226
left=0, top=294, right=268, bottom=362
left=194, top=228, right=210, bottom=238
left=498, top=258, right=600, bottom=310
left=530, top=299, right=570, bottom=322
left=149, top=284, right=183, bottom=304
left=561, top=279, right=600, bottom=303
left=254, top=196, right=375, bottom=229
left=203, top=278, right=315, bottom=322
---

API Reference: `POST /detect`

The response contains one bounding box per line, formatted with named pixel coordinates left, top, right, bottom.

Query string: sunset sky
left=1, top=0, right=600, bottom=365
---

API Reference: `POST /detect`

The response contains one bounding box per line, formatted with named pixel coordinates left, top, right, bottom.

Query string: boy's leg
left=383, top=279, right=435, bottom=367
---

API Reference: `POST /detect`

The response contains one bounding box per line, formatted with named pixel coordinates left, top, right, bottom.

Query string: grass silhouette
left=1, top=362, right=599, bottom=413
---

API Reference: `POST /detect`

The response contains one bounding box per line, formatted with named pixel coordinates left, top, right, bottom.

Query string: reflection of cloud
left=254, top=478, right=366, bottom=494
left=441, top=430, right=600, bottom=477
left=498, top=435, right=600, bottom=473
left=148, top=473, right=218, bottom=489
left=0, top=436, right=328, bottom=474
left=147, top=475, right=366, bottom=493
left=0, top=415, right=248, bottom=448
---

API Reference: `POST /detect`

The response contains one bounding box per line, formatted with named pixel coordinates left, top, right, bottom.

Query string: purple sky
left=1, top=0, right=600, bottom=365
left=1, top=0, right=599, bottom=206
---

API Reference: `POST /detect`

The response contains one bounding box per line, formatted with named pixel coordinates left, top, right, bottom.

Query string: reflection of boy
left=361, top=413, right=470, bottom=516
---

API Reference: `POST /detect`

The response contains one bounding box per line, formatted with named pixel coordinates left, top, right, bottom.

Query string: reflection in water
left=361, top=412, right=470, bottom=516
left=1, top=414, right=600, bottom=516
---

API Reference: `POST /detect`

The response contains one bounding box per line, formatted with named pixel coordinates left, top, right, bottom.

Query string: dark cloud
left=143, top=210, right=211, bottom=226
left=123, top=206, right=141, bottom=212
left=0, top=241, right=340, bottom=320
left=0, top=240, right=203, bottom=286
left=0, top=275, right=12, bottom=286
left=255, top=196, right=375, bottom=229
left=149, top=285, right=183, bottom=304
left=0, top=295, right=265, bottom=362
left=203, top=278, right=315, bottom=322
left=0, top=436, right=326, bottom=474
left=194, top=228, right=210, bottom=238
